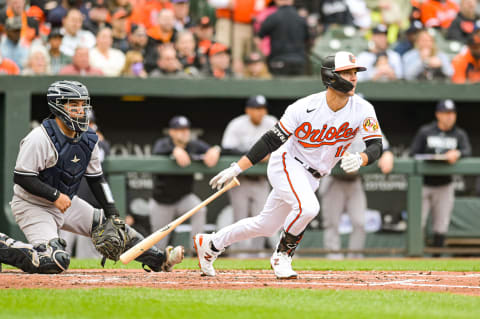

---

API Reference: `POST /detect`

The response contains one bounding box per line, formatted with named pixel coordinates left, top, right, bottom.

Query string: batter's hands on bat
left=209, top=162, right=242, bottom=191
left=340, top=152, right=363, bottom=173
left=54, top=193, right=71, bottom=213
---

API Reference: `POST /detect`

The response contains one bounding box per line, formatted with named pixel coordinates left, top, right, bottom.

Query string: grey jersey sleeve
left=85, top=143, right=103, bottom=177
left=14, top=126, right=57, bottom=176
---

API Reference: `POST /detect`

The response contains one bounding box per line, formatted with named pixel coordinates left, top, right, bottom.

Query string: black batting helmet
left=47, top=80, right=91, bottom=133
left=321, top=51, right=366, bottom=94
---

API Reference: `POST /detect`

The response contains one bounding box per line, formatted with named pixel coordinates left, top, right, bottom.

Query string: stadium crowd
left=0, top=0, right=479, bottom=82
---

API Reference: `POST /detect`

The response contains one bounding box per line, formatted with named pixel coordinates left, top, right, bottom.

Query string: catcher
left=0, top=80, right=184, bottom=274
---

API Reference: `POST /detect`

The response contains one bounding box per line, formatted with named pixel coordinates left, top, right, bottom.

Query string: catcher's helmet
left=321, top=51, right=366, bottom=93
left=47, top=80, right=91, bottom=133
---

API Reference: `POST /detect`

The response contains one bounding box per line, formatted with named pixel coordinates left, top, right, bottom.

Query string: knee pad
left=0, top=235, right=69, bottom=274
left=36, top=238, right=70, bottom=274
left=124, top=224, right=166, bottom=272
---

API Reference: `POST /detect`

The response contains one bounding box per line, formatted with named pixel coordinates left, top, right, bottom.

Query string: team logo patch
left=349, top=54, right=356, bottom=63
left=363, top=117, right=379, bottom=133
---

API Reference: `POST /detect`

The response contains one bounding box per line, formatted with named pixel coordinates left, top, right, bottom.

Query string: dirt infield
left=1, top=269, right=480, bottom=295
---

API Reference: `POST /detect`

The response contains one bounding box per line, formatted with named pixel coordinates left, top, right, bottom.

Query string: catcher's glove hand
left=91, top=216, right=127, bottom=261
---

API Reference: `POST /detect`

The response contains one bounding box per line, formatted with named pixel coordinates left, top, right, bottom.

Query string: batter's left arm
left=361, top=138, right=383, bottom=166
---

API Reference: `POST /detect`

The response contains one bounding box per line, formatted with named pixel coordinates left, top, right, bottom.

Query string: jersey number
left=335, top=143, right=351, bottom=157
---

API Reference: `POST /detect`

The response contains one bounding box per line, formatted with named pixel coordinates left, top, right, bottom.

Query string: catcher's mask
left=320, top=51, right=366, bottom=93
left=47, top=80, right=91, bottom=133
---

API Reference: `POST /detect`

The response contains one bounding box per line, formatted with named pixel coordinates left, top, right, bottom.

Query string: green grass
left=67, top=257, right=480, bottom=272
left=1, top=288, right=479, bottom=319
left=2, top=258, right=480, bottom=319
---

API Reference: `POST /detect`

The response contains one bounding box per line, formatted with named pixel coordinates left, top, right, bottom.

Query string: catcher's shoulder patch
left=363, top=117, right=379, bottom=133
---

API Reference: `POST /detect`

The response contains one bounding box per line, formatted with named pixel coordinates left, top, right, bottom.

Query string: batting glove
left=209, top=162, right=243, bottom=191
left=340, top=152, right=363, bottom=173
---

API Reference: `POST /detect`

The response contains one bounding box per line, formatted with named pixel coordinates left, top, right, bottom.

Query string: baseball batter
left=194, top=51, right=384, bottom=279
left=0, top=80, right=183, bottom=274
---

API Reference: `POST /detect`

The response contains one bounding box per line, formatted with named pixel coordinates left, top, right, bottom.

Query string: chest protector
left=39, top=119, right=98, bottom=199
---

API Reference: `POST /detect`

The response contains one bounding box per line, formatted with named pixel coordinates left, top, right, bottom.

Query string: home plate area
left=1, top=269, right=480, bottom=295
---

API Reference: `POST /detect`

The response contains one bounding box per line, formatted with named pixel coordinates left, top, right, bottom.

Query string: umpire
left=409, top=99, right=472, bottom=255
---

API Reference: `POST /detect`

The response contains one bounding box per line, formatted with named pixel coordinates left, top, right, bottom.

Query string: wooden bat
left=120, top=177, right=241, bottom=264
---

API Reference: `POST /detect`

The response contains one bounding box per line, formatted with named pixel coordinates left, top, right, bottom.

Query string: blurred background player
left=220, top=95, right=278, bottom=256
left=321, top=135, right=394, bottom=260
left=149, top=115, right=220, bottom=252
left=409, top=99, right=472, bottom=256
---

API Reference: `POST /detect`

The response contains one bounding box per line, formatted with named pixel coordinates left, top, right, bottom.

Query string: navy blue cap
left=246, top=95, right=267, bottom=108
left=169, top=115, right=191, bottom=128
left=436, top=99, right=456, bottom=112
left=372, top=24, right=388, bottom=34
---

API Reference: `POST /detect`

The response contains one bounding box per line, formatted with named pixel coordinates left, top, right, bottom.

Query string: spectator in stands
left=318, top=0, right=355, bottom=32
left=89, top=27, right=126, bottom=76
left=60, top=8, right=96, bottom=57
left=446, top=0, right=480, bottom=43
left=193, top=16, right=215, bottom=57
left=204, top=42, right=233, bottom=79
left=147, top=8, right=177, bottom=45
left=345, top=0, right=371, bottom=31
left=357, top=24, right=403, bottom=81
left=149, top=43, right=185, bottom=77
left=208, top=0, right=264, bottom=75
left=128, top=24, right=149, bottom=55
left=175, top=30, right=203, bottom=73
left=0, top=16, right=28, bottom=70
left=258, top=0, right=310, bottom=76
left=172, top=0, right=192, bottom=31
left=82, top=0, right=109, bottom=35
left=22, top=44, right=51, bottom=75
left=409, top=99, right=471, bottom=257
left=403, top=29, right=453, bottom=80
left=59, top=45, right=104, bottom=75
left=321, top=135, right=394, bottom=260
left=242, top=51, right=272, bottom=79
left=220, top=95, right=278, bottom=256
left=120, top=49, right=148, bottom=77
left=0, top=0, right=39, bottom=44
left=47, top=28, right=71, bottom=74
left=369, top=0, right=412, bottom=41
left=0, top=49, right=20, bottom=74
left=107, top=0, right=133, bottom=16
left=131, top=0, right=172, bottom=29
left=253, top=0, right=277, bottom=57
left=149, top=115, right=220, bottom=250
left=420, top=0, right=459, bottom=29
left=394, top=20, right=424, bottom=56
left=451, top=29, right=480, bottom=83
left=111, top=8, right=131, bottom=53
left=47, top=0, right=89, bottom=29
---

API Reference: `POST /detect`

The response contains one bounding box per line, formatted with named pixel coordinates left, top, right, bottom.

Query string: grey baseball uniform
left=11, top=124, right=103, bottom=246
left=321, top=135, right=389, bottom=258
left=221, top=113, right=278, bottom=252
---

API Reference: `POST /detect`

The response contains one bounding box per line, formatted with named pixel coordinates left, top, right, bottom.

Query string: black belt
left=294, top=157, right=322, bottom=179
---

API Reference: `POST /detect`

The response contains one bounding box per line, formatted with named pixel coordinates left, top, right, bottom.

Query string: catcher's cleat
left=270, top=251, right=298, bottom=279
left=161, top=245, right=184, bottom=272
left=193, top=233, right=223, bottom=277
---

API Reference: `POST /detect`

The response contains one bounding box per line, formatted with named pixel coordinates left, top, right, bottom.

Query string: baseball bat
left=119, top=177, right=241, bottom=264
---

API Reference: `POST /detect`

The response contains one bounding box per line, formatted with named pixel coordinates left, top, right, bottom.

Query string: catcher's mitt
left=91, top=216, right=127, bottom=261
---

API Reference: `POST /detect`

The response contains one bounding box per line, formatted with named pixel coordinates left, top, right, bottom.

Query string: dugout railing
left=1, top=76, right=480, bottom=256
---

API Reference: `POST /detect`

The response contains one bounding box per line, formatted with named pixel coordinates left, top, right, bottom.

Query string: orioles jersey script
left=275, top=91, right=382, bottom=176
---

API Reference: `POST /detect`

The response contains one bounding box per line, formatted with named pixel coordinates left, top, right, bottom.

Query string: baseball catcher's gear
left=276, top=230, right=304, bottom=257
left=321, top=52, right=366, bottom=93
left=0, top=233, right=70, bottom=274
left=47, top=80, right=91, bottom=132
left=340, top=152, right=363, bottom=173
left=92, top=216, right=127, bottom=261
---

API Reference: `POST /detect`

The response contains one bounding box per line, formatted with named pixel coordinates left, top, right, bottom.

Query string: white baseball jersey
left=13, top=125, right=103, bottom=207
left=221, top=114, right=278, bottom=152
left=276, top=91, right=382, bottom=176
